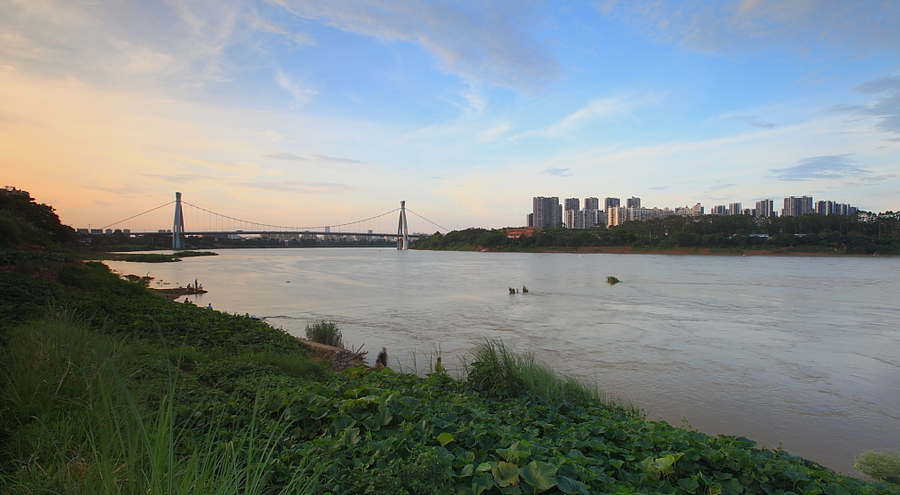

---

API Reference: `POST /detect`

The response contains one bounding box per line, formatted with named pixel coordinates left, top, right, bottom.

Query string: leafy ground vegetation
left=414, top=211, right=900, bottom=254
left=2, top=188, right=898, bottom=494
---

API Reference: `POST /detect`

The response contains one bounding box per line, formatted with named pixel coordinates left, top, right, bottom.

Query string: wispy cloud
left=309, top=154, right=368, bottom=166
left=139, top=173, right=227, bottom=184
left=770, top=155, right=877, bottom=181
left=275, top=70, right=316, bottom=106
left=477, top=123, right=511, bottom=142
left=708, top=183, right=737, bottom=191
left=542, top=167, right=571, bottom=177
left=268, top=0, right=560, bottom=91
left=602, top=1, right=900, bottom=56
left=232, top=180, right=354, bottom=195
left=720, top=114, right=778, bottom=129
left=844, top=74, right=900, bottom=136
left=0, top=0, right=249, bottom=87
left=263, top=152, right=306, bottom=161
left=513, top=93, right=657, bottom=139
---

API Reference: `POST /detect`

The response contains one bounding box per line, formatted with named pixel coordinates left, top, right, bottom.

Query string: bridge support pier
left=173, top=192, right=185, bottom=249
left=397, top=200, right=409, bottom=250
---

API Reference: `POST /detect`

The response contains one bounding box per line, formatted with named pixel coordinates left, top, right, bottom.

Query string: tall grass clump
left=464, top=338, right=641, bottom=417
left=855, top=451, right=900, bottom=483
left=304, top=319, right=344, bottom=348
left=0, top=310, right=320, bottom=494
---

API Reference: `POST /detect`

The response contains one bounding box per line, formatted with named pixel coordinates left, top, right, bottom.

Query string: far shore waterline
left=87, top=245, right=899, bottom=258
left=419, top=246, right=900, bottom=257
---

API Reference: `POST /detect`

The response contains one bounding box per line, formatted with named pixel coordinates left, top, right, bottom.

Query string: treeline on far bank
left=414, top=211, right=900, bottom=254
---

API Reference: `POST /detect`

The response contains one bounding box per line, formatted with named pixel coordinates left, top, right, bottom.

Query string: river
left=104, top=248, right=900, bottom=476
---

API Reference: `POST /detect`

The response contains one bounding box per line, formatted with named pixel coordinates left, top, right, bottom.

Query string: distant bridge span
left=96, top=192, right=445, bottom=250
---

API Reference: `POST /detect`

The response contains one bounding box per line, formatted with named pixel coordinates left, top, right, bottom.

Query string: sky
left=2, top=0, right=899, bottom=233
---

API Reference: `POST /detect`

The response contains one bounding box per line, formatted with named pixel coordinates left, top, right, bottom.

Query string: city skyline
left=2, top=1, right=899, bottom=231
left=529, top=193, right=860, bottom=229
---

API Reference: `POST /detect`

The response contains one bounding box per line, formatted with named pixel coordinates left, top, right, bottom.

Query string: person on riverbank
left=206, top=303, right=213, bottom=310
left=375, top=347, right=388, bottom=370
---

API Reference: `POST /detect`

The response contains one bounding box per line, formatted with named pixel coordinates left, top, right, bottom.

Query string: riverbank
left=149, top=286, right=208, bottom=300
left=480, top=245, right=898, bottom=256
left=414, top=224, right=900, bottom=255
left=75, top=250, right=219, bottom=263
left=1, top=258, right=897, bottom=494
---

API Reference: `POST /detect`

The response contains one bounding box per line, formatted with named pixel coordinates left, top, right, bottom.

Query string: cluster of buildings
left=527, top=195, right=858, bottom=229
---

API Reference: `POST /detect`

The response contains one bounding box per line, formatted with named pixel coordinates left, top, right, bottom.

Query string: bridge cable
left=406, top=209, right=451, bottom=233
left=100, top=201, right=175, bottom=230
left=181, top=201, right=400, bottom=232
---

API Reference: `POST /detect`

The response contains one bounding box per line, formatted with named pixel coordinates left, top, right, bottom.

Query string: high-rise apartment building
left=604, top=197, right=620, bottom=211
left=727, top=202, right=742, bottom=215
left=532, top=196, right=562, bottom=228
left=692, top=203, right=704, bottom=216
left=755, top=199, right=774, bottom=218
left=584, top=197, right=599, bottom=210
left=607, top=207, right=623, bottom=226
left=626, top=196, right=641, bottom=208
left=816, top=200, right=857, bottom=216
left=563, top=198, right=580, bottom=228
left=582, top=208, right=600, bottom=228
left=782, top=196, right=813, bottom=217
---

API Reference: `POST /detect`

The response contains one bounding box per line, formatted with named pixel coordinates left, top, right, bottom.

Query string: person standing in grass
left=375, top=347, right=388, bottom=370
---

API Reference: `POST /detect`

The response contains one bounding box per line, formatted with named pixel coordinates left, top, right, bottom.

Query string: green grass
left=0, top=310, right=320, bottom=494
left=464, top=338, right=642, bottom=417
left=304, top=319, right=344, bottom=348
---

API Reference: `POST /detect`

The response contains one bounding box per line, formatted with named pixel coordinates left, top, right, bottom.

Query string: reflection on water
left=105, top=248, right=900, bottom=475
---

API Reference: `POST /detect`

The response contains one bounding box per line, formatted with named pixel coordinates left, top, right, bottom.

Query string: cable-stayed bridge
left=97, top=192, right=446, bottom=250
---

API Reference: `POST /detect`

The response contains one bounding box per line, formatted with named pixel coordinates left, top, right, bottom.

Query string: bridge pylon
left=397, top=200, right=409, bottom=250
left=173, top=192, right=185, bottom=249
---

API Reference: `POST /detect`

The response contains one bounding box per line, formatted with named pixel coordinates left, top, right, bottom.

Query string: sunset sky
left=2, top=0, right=899, bottom=232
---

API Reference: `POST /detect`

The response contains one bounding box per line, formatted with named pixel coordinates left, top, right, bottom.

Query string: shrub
left=304, top=320, right=344, bottom=348
left=607, top=276, right=620, bottom=285
left=465, top=338, right=640, bottom=416
left=855, top=451, right=900, bottom=483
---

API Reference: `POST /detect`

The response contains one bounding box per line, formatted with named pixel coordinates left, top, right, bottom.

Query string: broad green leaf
left=557, top=475, right=590, bottom=495
left=497, top=441, right=532, bottom=464
left=472, top=473, right=494, bottom=495
left=566, top=449, right=588, bottom=461
left=654, top=453, right=684, bottom=473
left=638, top=456, right=656, bottom=473
left=721, top=477, right=743, bottom=493
left=677, top=478, right=700, bottom=492
left=436, top=432, right=456, bottom=446
left=342, top=427, right=361, bottom=446
left=475, top=462, right=493, bottom=475
left=519, top=460, right=558, bottom=493
left=493, top=461, right=520, bottom=487
left=329, top=415, right=355, bottom=434
left=823, top=484, right=852, bottom=495
left=460, top=464, right=474, bottom=477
